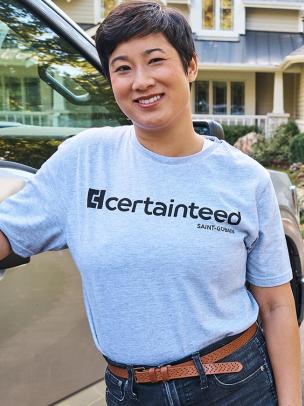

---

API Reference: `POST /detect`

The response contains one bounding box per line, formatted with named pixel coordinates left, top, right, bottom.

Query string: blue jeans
left=104, top=324, right=278, bottom=405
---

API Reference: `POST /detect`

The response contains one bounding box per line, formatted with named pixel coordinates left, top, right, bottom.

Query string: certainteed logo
left=87, top=188, right=241, bottom=226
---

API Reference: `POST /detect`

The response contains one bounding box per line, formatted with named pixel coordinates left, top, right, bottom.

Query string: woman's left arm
left=251, top=282, right=302, bottom=406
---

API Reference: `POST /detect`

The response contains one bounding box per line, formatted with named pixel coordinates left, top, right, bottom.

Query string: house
left=1, top=1, right=303, bottom=137
left=155, top=0, right=304, bottom=137
left=54, top=0, right=304, bottom=137
left=53, top=0, right=113, bottom=36
left=171, top=0, right=304, bottom=137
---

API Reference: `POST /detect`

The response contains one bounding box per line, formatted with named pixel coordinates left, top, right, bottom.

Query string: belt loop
left=126, top=366, right=138, bottom=400
left=191, top=352, right=208, bottom=390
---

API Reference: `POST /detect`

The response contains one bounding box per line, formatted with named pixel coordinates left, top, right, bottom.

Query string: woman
left=0, top=1, right=301, bottom=404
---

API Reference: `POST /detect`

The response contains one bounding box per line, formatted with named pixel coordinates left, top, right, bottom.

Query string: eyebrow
left=110, top=48, right=166, bottom=67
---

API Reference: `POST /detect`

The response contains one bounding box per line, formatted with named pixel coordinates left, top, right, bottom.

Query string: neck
left=134, top=116, right=203, bottom=158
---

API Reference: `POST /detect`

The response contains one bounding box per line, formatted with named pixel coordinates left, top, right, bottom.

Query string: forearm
left=261, top=303, right=301, bottom=406
left=0, top=230, right=11, bottom=260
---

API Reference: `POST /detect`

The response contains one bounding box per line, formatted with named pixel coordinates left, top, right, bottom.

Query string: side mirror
left=192, top=120, right=225, bottom=139
left=38, top=65, right=91, bottom=105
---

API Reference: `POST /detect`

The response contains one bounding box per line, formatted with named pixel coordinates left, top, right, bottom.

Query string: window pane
left=231, top=82, right=244, bottom=115
left=24, top=78, right=41, bottom=111
left=221, top=0, right=233, bottom=30
left=195, top=81, right=209, bottom=114
left=203, top=0, right=215, bottom=30
left=0, top=0, right=127, bottom=168
left=4, top=77, right=22, bottom=111
left=213, top=82, right=227, bottom=114
left=103, top=0, right=116, bottom=18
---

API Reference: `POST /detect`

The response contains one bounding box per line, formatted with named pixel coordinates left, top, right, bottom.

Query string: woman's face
left=109, top=32, right=197, bottom=133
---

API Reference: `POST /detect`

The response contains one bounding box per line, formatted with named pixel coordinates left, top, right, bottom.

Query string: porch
left=193, top=70, right=300, bottom=139
left=192, top=113, right=267, bottom=134
left=193, top=30, right=304, bottom=139
left=0, top=110, right=54, bottom=126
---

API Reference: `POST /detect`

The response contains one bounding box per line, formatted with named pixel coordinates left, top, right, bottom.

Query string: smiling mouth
left=135, top=94, right=164, bottom=106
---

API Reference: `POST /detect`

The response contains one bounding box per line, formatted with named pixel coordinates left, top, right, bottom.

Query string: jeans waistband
left=104, top=321, right=261, bottom=369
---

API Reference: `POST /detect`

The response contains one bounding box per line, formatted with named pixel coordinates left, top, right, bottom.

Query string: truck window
left=0, top=0, right=127, bottom=168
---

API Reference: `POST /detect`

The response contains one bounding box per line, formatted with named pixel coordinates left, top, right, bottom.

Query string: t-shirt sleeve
left=0, top=141, right=71, bottom=258
left=246, top=175, right=293, bottom=287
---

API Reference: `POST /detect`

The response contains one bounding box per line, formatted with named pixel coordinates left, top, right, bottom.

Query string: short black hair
left=95, top=1, right=196, bottom=82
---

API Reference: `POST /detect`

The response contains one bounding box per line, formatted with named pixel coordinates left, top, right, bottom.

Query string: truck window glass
left=0, top=0, right=127, bottom=168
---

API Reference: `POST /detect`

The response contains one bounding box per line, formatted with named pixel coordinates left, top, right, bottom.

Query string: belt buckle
left=137, top=365, right=172, bottom=383
left=133, top=366, right=146, bottom=383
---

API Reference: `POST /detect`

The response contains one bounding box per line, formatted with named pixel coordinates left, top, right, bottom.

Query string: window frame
left=194, top=79, right=245, bottom=116
left=202, top=0, right=235, bottom=35
left=101, top=0, right=117, bottom=19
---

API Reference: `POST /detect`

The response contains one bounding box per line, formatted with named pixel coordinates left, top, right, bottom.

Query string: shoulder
left=212, top=137, right=270, bottom=179
left=57, top=125, right=131, bottom=155
left=208, top=137, right=271, bottom=196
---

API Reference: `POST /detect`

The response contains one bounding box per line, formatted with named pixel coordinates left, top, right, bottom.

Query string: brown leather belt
left=107, top=323, right=257, bottom=384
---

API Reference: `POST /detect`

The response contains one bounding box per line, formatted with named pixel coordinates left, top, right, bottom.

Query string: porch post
left=273, top=71, right=284, bottom=114
left=265, top=71, right=289, bottom=138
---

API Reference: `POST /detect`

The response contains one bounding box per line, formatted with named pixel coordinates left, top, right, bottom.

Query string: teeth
left=138, top=95, right=161, bottom=104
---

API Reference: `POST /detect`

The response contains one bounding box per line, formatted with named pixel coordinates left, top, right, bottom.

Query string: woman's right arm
left=0, top=230, right=12, bottom=260
left=0, top=178, right=26, bottom=261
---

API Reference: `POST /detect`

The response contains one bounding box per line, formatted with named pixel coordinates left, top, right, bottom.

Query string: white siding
left=284, top=73, right=299, bottom=119
left=297, top=68, right=304, bottom=121
left=246, top=8, right=299, bottom=32
left=167, top=3, right=189, bottom=20
left=54, top=0, right=100, bottom=24
left=256, top=73, right=273, bottom=115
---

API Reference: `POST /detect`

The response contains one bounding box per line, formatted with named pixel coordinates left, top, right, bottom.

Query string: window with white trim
left=213, top=81, right=227, bottom=114
left=195, top=80, right=244, bottom=115
left=102, top=0, right=117, bottom=18
left=203, top=0, right=234, bottom=31
left=231, top=82, right=244, bottom=115
left=195, top=81, right=209, bottom=114
left=2, top=76, right=42, bottom=112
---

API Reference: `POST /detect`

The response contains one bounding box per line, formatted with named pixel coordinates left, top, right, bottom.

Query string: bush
left=251, top=121, right=299, bottom=167
left=290, top=133, right=304, bottom=163
left=0, top=137, right=62, bottom=169
left=222, top=125, right=259, bottom=146
left=300, top=210, right=304, bottom=224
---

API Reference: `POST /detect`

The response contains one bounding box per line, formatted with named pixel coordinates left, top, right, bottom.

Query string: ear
left=187, top=53, right=198, bottom=83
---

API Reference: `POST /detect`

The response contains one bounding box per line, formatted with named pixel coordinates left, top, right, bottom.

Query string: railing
left=0, top=111, right=54, bottom=126
left=192, top=114, right=267, bottom=132
left=0, top=111, right=284, bottom=138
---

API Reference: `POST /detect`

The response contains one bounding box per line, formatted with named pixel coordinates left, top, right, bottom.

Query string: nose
left=131, top=67, right=155, bottom=91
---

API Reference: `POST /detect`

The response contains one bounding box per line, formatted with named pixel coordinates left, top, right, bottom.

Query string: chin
left=132, top=116, right=176, bottom=131
left=134, top=122, right=171, bottom=132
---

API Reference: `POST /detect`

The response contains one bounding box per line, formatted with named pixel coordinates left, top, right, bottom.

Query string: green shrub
left=300, top=210, right=304, bottom=225
left=0, top=138, right=62, bottom=169
left=290, top=133, right=304, bottom=163
left=280, top=120, right=299, bottom=137
left=222, top=125, right=259, bottom=146
left=251, top=121, right=299, bottom=167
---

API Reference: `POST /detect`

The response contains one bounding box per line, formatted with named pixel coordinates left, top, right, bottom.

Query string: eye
left=149, top=57, right=165, bottom=64
left=114, top=65, right=131, bottom=73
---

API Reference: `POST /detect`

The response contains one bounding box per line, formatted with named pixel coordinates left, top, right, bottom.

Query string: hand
left=0, top=178, right=25, bottom=202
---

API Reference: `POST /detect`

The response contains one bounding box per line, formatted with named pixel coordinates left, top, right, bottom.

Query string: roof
left=290, top=45, right=304, bottom=56
left=194, top=31, right=304, bottom=68
left=243, top=0, right=303, bottom=9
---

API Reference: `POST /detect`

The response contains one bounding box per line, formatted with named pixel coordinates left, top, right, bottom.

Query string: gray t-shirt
left=0, top=125, right=292, bottom=365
